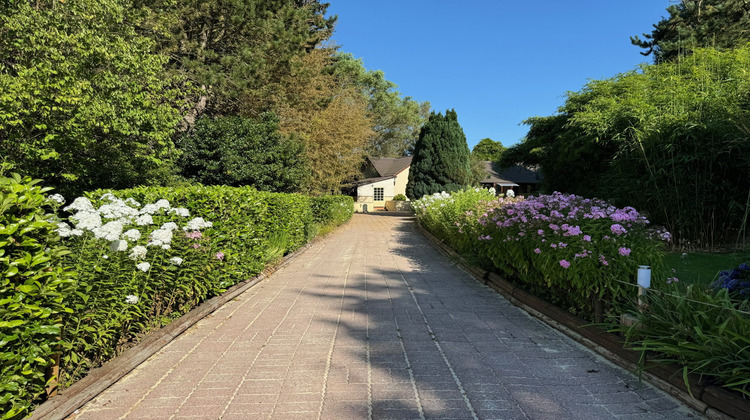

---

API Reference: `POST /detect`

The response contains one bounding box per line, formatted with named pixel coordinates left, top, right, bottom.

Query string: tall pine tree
left=406, top=109, right=471, bottom=199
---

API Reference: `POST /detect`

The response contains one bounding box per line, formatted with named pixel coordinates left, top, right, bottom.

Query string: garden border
left=416, top=222, right=748, bottom=420
left=29, top=239, right=317, bottom=420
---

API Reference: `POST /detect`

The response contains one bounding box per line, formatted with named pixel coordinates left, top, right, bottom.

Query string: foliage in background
left=177, top=113, right=308, bottom=192
left=278, top=49, right=373, bottom=194
left=330, top=53, right=431, bottom=157
left=0, top=0, right=185, bottom=198
left=502, top=46, right=750, bottom=248
left=471, top=138, right=505, bottom=162
left=632, top=0, right=750, bottom=63
left=132, top=0, right=336, bottom=121
left=0, top=175, right=75, bottom=419
left=406, top=110, right=473, bottom=200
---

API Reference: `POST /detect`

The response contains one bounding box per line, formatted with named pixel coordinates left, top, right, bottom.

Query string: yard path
left=72, top=214, right=699, bottom=419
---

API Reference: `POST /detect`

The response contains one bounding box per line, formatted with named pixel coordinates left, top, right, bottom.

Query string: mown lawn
left=662, top=250, right=750, bottom=287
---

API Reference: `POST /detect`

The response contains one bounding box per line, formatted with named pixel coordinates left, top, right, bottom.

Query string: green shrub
left=310, top=196, right=354, bottom=228
left=177, top=114, right=309, bottom=192
left=393, top=194, right=407, bottom=201
left=0, top=174, right=76, bottom=419
left=614, top=286, right=750, bottom=397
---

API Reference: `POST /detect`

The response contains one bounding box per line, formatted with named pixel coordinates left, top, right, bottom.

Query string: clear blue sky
left=327, top=1, right=672, bottom=150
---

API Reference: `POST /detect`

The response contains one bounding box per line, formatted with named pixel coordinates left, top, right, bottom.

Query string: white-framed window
left=374, top=187, right=384, bottom=201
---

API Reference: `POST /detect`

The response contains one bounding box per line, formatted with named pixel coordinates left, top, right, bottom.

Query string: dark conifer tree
left=406, top=109, right=471, bottom=199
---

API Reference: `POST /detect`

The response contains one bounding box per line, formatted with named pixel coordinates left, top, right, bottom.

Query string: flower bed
left=414, top=190, right=671, bottom=320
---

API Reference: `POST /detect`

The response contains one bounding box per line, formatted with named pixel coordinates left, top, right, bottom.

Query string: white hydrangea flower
left=109, top=240, right=128, bottom=252
left=125, top=294, right=139, bottom=304
left=102, top=254, right=109, bottom=259
left=98, top=201, right=139, bottom=220
left=92, top=220, right=124, bottom=242
left=183, top=217, right=213, bottom=231
left=160, top=222, right=178, bottom=231
left=71, top=210, right=102, bottom=231
left=135, top=214, right=153, bottom=226
left=148, top=228, right=173, bottom=247
left=129, top=245, right=147, bottom=260
left=155, top=199, right=170, bottom=210
left=48, top=194, right=66, bottom=205
left=136, top=262, right=151, bottom=272
left=168, top=207, right=190, bottom=217
left=139, top=203, right=160, bottom=215
left=71, top=229, right=83, bottom=236
left=170, top=257, right=183, bottom=266
left=64, top=197, right=95, bottom=213
left=57, top=222, right=73, bottom=237
left=123, top=229, right=141, bottom=242
left=124, top=197, right=141, bottom=208
left=161, top=244, right=171, bottom=250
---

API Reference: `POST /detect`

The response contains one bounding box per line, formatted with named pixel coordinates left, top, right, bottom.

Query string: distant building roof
left=369, top=156, right=412, bottom=177
left=480, top=161, right=543, bottom=186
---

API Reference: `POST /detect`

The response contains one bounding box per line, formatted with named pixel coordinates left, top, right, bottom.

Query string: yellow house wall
left=394, top=167, right=410, bottom=198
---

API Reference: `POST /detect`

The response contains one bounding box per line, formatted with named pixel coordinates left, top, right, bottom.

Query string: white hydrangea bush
left=56, top=192, right=215, bottom=274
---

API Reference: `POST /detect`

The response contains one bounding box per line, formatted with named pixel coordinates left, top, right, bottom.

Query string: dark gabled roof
left=480, top=161, right=543, bottom=185
left=369, top=156, right=412, bottom=177
left=354, top=176, right=393, bottom=187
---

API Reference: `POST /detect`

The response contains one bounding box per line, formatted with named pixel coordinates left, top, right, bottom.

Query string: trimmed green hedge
left=0, top=175, right=76, bottom=419
left=1, top=182, right=353, bottom=418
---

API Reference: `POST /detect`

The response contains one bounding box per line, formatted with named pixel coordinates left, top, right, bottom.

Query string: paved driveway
left=73, top=214, right=699, bottom=419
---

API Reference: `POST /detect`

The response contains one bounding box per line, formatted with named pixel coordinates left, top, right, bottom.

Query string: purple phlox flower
left=667, top=277, right=679, bottom=284
left=534, top=248, right=541, bottom=254
left=549, top=224, right=560, bottom=231
left=563, top=225, right=582, bottom=236
left=618, top=247, right=631, bottom=257
left=582, top=235, right=592, bottom=242
left=559, top=260, right=571, bottom=269
left=537, top=229, right=545, bottom=236
left=193, top=243, right=201, bottom=249
left=558, top=242, right=568, bottom=248
left=215, top=251, right=225, bottom=261
left=610, top=224, right=627, bottom=235
left=599, top=255, right=609, bottom=266
left=551, top=243, right=557, bottom=249
left=518, top=232, right=525, bottom=237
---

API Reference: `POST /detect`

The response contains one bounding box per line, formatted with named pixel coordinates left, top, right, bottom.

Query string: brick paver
left=72, top=214, right=701, bottom=419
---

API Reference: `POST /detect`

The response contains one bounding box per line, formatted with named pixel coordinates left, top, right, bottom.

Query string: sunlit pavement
left=73, top=213, right=700, bottom=419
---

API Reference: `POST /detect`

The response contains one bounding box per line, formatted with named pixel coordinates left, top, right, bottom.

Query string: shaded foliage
left=177, top=113, right=308, bottom=192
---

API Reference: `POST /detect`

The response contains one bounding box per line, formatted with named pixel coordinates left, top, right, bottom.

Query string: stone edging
left=415, top=222, right=748, bottom=420
left=30, top=240, right=316, bottom=420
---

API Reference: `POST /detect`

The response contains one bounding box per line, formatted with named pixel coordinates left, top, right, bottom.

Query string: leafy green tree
left=506, top=46, right=750, bottom=247
left=330, top=53, right=430, bottom=157
left=406, top=110, right=472, bottom=199
left=0, top=0, right=185, bottom=197
left=178, top=114, right=308, bottom=192
left=632, top=0, right=750, bottom=62
left=471, top=138, right=505, bottom=161
left=132, top=0, right=336, bottom=121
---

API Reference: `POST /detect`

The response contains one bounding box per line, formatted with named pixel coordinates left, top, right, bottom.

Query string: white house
left=354, top=156, right=412, bottom=212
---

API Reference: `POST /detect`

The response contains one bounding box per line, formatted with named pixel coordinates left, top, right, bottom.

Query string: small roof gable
left=368, top=156, right=412, bottom=177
